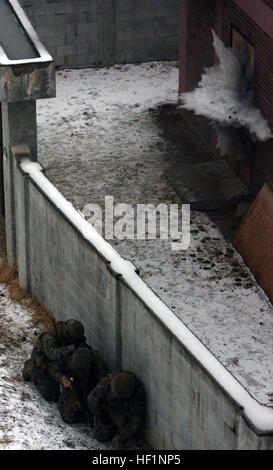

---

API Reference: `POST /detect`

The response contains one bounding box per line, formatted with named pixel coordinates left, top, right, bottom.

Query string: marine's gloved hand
left=112, top=434, right=125, bottom=450
left=61, top=375, right=72, bottom=388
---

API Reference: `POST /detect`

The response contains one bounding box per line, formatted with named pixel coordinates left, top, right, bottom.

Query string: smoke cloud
left=179, top=30, right=272, bottom=160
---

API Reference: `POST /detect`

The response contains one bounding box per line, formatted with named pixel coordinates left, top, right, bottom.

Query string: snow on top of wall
left=180, top=30, right=272, bottom=142
left=20, top=158, right=273, bottom=432
left=0, top=0, right=52, bottom=65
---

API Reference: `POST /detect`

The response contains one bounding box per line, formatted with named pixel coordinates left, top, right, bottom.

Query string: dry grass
left=0, top=437, right=14, bottom=445
left=0, top=324, right=20, bottom=347
left=0, top=261, right=55, bottom=331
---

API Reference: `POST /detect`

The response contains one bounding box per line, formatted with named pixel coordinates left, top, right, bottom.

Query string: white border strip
left=20, top=158, right=273, bottom=433
left=0, top=0, right=53, bottom=65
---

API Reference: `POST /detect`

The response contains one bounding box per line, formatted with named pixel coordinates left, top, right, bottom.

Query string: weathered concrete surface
left=119, top=279, right=243, bottom=450
left=0, top=62, right=55, bottom=102
left=1, top=101, right=37, bottom=158
left=1, top=101, right=37, bottom=267
left=233, top=182, right=273, bottom=303
left=0, top=1, right=55, bottom=102
left=19, top=0, right=181, bottom=68
left=11, top=145, right=32, bottom=291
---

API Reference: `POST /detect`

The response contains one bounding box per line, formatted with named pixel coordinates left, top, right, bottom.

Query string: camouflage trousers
left=58, top=347, right=95, bottom=424
left=57, top=386, right=85, bottom=424
left=22, top=351, right=60, bottom=403
left=93, top=410, right=143, bottom=448
left=23, top=347, right=95, bottom=424
left=93, top=413, right=117, bottom=442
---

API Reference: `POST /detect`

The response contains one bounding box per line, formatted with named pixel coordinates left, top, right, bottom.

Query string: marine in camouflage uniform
left=87, top=371, right=145, bottom=449
left=23, top=319, right=108, bottom=424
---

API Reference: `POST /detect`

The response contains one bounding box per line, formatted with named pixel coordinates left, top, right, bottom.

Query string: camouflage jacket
left=34, top=332, right=74, bottom=382
left=87, top=373, right=145, bottom=439
left=33, top=325, right=108, bottom=386
left=66, top=347, right=109, bottom=400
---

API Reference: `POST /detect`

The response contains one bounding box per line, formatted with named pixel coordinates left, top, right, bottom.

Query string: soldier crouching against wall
left=22, top=319, right=108, bottom=424
left=87, top=371, right=146, bottom=449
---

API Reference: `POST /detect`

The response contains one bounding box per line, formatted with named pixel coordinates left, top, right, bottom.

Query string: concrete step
left=165, top=159, right=250, bottom=210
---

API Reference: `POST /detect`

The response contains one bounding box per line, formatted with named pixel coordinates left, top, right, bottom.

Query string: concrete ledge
left=233, top=182, right=273, bottom=303
left=165, top=159, right=249, bottom=210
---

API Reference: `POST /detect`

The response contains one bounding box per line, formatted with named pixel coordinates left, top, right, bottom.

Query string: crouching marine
left=87, top=371, right=146, bottom=449
left=22, top=319, right=108, bottom=424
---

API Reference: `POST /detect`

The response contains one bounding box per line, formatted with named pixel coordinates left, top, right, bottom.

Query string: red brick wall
left=222, top=0, right=273, bottom=194
left=184, top=0, right=216, bottom=145
left=181, top=0, right=273, bottom=193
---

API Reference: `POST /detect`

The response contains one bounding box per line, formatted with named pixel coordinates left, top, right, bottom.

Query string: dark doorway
left=228, top=28, right=254, bottom=187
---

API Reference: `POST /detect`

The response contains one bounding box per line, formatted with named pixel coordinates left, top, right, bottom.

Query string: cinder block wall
left=115, top=0, right=181, bottom=64
left=19, top=0, right=181, bottom=68
left=18, top=174, right=119, bottom=370
left=119, top=281, right=242, bottom=450
left=7, top=148, right=273, bottom=449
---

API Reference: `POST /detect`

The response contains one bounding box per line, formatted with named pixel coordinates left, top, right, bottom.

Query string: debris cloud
left=180, top=30, right=272, bottom=159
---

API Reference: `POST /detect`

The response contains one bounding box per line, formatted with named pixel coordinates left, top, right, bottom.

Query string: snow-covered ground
left=36, top=62, right=273, bottom=407
left=0, top=280, right=111, bottom=450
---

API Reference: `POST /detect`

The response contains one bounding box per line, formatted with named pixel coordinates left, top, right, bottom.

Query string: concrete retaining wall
left=19, top=0, right=181, bottom=68
left=16, top=166, right=119, bottom=369
left=119, top=280, right=242, bottom=449
left=6, top=147, right=273, bottom=449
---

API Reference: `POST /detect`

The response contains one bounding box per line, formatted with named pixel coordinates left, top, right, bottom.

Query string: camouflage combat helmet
left=62, top=319, right=85, bottom=344
left=110, top=372, right=136, bottom=399
left=67, top=347, right=94, bottom=376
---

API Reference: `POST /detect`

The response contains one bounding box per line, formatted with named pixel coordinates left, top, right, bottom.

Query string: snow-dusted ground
left=0, top=281, right=111, bottom=450
left=36, top=62, right=273, bottom=407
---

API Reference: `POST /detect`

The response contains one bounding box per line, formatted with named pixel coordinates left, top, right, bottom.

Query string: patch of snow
left=0, top=283, right=110, bottom=450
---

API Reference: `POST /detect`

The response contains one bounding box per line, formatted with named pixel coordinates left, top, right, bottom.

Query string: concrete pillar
left=11, top=145, right=31, bottom=292
left=1, top=101, right=37, bottom=266
left=1, top=101, right=37, bottom=159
